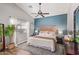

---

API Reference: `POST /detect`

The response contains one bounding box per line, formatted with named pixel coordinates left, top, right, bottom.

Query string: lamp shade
left=59, top=30, right=63, bottom=34
left=35, top=28, right=39, bottom=35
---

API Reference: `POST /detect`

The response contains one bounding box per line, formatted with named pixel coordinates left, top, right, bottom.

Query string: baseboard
left=17, top=40, right=27, bottom=45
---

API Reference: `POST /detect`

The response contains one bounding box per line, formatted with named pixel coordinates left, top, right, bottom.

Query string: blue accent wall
left=34, top=14, right=67, bottom=34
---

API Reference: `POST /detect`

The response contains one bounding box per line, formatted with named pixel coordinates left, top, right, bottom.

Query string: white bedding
left=27, top=36, right=56, bottom=52
left=27, top=30, right=57, bottom=52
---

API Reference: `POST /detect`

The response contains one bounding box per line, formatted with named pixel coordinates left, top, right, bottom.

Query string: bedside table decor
left=64, top=35, right=75, bottom=55
left=56, top=30, right=64, bottom=44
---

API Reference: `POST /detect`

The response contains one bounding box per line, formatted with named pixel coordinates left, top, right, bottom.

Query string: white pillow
left=45, top=32, right=56, bottom=38
left=38, top=31, right=56, bottom=38
left=39, top=31, right=46, bottom=36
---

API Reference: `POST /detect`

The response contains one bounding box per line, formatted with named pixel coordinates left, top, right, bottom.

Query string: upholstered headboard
left=36, top=26, right=58, bottom=39
left=39, top=26, right=58, bottom=33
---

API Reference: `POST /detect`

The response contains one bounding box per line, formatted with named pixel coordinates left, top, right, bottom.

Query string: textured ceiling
left=16, top=3, right=72, bottom=18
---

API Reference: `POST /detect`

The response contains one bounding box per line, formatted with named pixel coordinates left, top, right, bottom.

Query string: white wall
left=0, top=3, right=33, bottom=26
left=0, top=3, right=34, bottom=35
left=67, top=3, right=79, bottom=31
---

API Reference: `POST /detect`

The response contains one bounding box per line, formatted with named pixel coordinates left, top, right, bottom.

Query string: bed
left=27, top=26, right=58, bottom=52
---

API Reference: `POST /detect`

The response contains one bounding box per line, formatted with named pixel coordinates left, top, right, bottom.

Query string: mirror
left=74, top=6, right=79, bottom=54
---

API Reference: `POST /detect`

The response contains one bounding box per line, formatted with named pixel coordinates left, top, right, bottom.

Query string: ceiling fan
left=32, top=3, right=49, bottom=17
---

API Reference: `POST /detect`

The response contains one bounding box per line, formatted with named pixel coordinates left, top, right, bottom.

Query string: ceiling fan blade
left=41, top=14, right=45, bottom=17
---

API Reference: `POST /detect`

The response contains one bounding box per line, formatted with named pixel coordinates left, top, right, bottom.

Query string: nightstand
left=64, top=35, right=75, bottom=55
left=56, top=36, right=65, bottom=54
left=56, top=36, right=64, bottom=44
left=64, top=40, right=75, bottom=55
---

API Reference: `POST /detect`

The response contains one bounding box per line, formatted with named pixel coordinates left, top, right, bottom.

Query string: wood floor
left=0, top=42, right=64, bottom=55
left=17, top=42, right=65, bottom=55
left=0, top=48, right=32, bottom=55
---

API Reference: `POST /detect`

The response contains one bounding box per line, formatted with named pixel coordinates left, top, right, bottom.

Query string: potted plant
left=5, top=25, right=15, bottom=44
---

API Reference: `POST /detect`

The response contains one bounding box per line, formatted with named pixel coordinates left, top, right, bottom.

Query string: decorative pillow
left=38, top=31, right=56, bottom=38
left=45, top=31, right=56, bottom=38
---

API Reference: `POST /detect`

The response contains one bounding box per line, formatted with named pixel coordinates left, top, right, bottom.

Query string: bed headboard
left=39, top=26, right=58, bottom=33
